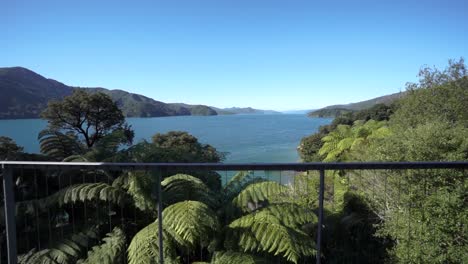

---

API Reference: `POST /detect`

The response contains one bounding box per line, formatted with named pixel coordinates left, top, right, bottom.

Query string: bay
left=0, top=114, right=331, bottom=163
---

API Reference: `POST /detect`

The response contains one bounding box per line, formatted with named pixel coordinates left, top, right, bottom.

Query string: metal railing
left=1, top=161, right=468, bottom=264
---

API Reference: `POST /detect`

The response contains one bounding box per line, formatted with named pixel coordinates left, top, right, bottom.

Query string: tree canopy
left=0, top=136, right=23, bottom=160
left=41, top=90, right=133, bottom=148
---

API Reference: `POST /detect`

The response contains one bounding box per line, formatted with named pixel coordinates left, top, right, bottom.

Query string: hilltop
left=0, top=67, right=276, bottom=119
left=308, top=91, right=405, bottom=117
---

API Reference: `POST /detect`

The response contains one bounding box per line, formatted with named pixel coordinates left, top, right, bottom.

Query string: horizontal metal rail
left=2, top=161, right=468, bottom=170
left=1, top=161, right=467, bottom=264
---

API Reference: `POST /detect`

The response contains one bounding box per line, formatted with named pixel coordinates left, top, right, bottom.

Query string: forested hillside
left=0, top=67, right=218, bottom=119
left=308, top=91, right=405, bottom=117
left=298, top=58, right=468, bottom=263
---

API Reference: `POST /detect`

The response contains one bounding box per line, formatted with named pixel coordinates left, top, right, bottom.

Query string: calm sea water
left=0, top=114, right=331, bottom=163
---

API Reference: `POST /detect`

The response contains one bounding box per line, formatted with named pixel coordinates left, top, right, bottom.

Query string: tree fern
left=128, top=221, right=180, bottom=264
left=38, top=129, right=83, bottom=160
left=125, top=171, right=157, bottom=213
left=211, top=251, right=270, bottom=264
left=222, top=171, right=266, bottom=202
left=232, top=181, right=288, bottom=212
left=77, top=227, right=126, bottom=264
left=162, top=174, right=218, bottom=207
left=163, top=201, right=219, bottom=248
left=252, top=203, right=317, bottom=228
left=47, top=182, right=129, bottom=206
left=231, top=221, right=315, bottom=263
left=18, top=227, right=100, bottom=264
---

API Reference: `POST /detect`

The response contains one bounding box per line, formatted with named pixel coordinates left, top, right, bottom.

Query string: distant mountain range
left=0, top=67, right=277, bottom=119
left=308, top=92, right=405, bottom=117
left=211, top=106, right=280, bottom=115
left=281, top=109, right=315, bottom=114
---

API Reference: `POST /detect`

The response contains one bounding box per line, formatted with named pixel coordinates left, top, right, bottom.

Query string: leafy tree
left=318, top=120, right=390, bottom=162
left=392, top=76, right=468, bottom=128
left=298, top=133, right=324, bottom=162
left=354, top=103, right=396, bottom=122
left=151, top=131, right=224, bottom=163
left=41, top=90, right=134, bottom=148
left=0, top=136, right=23, bottom=160
left=366, top=121, right=468, bottom=263
left=299, top=103, right=396, bottom=162
left=406, top=57, right=466, bottom=90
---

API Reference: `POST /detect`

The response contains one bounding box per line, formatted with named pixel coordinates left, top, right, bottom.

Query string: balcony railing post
left=2, top=165, right=17, bottom=264
left=157, top=167, right=164, bottom=264
left=316, top=169, right=325, bottom=264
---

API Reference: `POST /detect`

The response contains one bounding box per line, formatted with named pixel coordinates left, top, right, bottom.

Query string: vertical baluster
left=45, top=168, right=52, bottom=246
left=107, top=168, right=112, bottom=233
left=69, top=170, right=76, bottom=235
left=57, top=168, right=64, bottom=239
left=157, top=167, right=164, bottom=264
left=406, top=169, right=411, bottom=261
left=34, top=168, right=41, bottom=250
left=2, top=165, right=16, bottom=264
left=82, top=169, right=88, bottom=252
left=316, top=169, right=325, bottom=264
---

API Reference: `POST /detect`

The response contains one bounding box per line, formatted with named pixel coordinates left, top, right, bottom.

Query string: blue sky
left=2, top=0, right=467, bottom=110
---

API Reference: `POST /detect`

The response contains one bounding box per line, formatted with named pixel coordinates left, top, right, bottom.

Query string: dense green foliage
left=0, top=136, right=24, bottom=160
left=299, top=58, right=468, bottom=263
left=2, top=58, right=467, bottom=263
left=2, top=90, right=319, bottom=264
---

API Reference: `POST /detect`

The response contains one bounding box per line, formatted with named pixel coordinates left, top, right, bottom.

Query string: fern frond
left=162, top=174, right=218, bottom=207
left=63, top=154, right=90, bottom=162
left=223, top=171, right=254, bottom=192
left=18, top=227, right=100, bottom=264
left=222, top=171, right=267, bottom=201
left=211, top=251, right=269, bottom=264
left=232, top=181, right=288, bottom=212
left=38, top=129, right=82, bottom=160
left=128, top=221, right=179, bottom=264
left=231, top=221, right=316, bottom=263
left=77, top=227, right=126, bottom=264
left=126, top=171, right=157, bottom=213
left=47, top=183, right=129, bottom=206
left=163, top=201, right=218, bottom=248
left=258, top=203, right=317, bottom=228
left=337, top=137, right=355, bottom=152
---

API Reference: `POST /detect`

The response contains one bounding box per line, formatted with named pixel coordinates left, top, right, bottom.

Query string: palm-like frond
left=232, top=181, right=288, bottom=212
left=223, top=171, right=253, bottom=193
left=63, top=154, right=90, bottom=162
left=77, top=227, right=126, bottom=264
left=227, top=202, right=317, bottom=263
left=163, top=201, right=219, bottom=248
left=253, top=203, right=317, bottom=228
left=211, top=251, right=270, bottom=264
left=18, top=227, right=100, bottom=264
left=38, top=129, right=83, bottom=160
left=162, top=174, right=218, bottom=207
left=126, top=171, right=158, bottom=213
left=222, top=171, right=267, bottom=202
left=231, top=221, right=315, bottom=263
left=127, top=221, right=179, bottom=264
left=47, top=183, right=129, bottom=206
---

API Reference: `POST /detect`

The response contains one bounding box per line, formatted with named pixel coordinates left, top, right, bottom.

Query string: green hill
left=0, top=67, right=74, bottom=119
left=210, top=106, right=281, bottom=115
left=0, top=67, right=218, bottom=119
left=308, top=92, right=405, bottom=117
